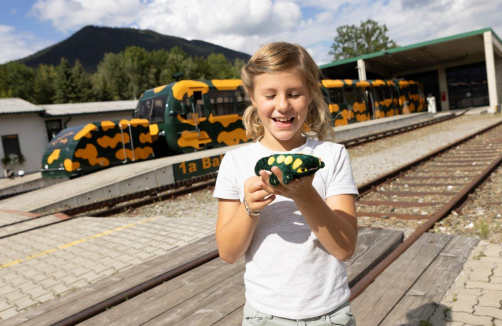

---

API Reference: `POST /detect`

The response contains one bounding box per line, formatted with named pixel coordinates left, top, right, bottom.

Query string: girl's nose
left=276, top=96, right=290, bottom=111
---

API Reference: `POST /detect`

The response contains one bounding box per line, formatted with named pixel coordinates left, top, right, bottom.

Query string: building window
left=2, top=135, right=21, bottom=157
left=46, top=119, right=63, bottom=141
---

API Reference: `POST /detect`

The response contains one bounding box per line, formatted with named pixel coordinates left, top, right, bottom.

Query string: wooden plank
left=212, top=306, right=245, bottom=326
left=79, top=259, right=245, bottom=326
left=145, top=268, right=245, bottom=325
left=379, top=235, right=480, bottom=326
left=351, top=233, right=453, bottom=326
left=171, top=284, right=246, bottom=326
left=1, top=235, right=217, bottom=326
left=346, top=228, right=403, bottom=287
left=80, top=228, right=403, bottom=326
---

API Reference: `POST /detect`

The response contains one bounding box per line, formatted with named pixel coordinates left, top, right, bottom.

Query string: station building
left=0, top=99, right=136, bottom=177
left=320, top=28, right=502, bottom=113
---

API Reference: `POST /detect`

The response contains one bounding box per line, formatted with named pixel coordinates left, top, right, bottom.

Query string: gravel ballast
left=114, top=114, right=502, bottom=244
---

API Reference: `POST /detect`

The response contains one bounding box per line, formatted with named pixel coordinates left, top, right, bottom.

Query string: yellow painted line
left=0, top=217, right=157, bottom=270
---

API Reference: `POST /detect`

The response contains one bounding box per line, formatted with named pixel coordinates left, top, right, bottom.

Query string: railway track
left=1, top=115, right=500, bottom=325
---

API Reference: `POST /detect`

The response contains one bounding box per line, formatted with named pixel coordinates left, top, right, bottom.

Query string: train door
left=178, top=90, right=212, bottom=151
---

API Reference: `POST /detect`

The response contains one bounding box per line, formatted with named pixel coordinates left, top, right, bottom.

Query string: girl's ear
left=250, top=93, right=257, bottom=107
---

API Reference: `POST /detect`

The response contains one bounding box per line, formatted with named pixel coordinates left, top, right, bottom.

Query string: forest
left=0, top=46, right=245, bottom=105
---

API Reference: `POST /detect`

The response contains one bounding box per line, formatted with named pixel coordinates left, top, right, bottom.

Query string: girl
left=213, top=42, right=358, bottom=326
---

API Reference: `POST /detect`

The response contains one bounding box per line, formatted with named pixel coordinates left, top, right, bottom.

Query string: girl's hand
left=258, top=166, right=315, bottom=201
left=243, top=176, right=276, bottom=214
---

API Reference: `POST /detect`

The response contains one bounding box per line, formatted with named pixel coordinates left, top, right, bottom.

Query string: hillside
left=18, top=26, right=251, bottom=71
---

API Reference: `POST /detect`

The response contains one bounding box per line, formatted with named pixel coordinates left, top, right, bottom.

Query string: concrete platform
left=0, top=174, right=66, bottom=200
left=0, top=112, right=447, bottom=214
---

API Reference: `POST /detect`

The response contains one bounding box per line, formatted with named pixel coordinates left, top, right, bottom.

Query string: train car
left=41, top=78, right=426, bottom=178
left=321, top=79, right=371, bottom=126
left=322, top=78, right=426, bottom=126
left=41, top=80, right=251, bottom=178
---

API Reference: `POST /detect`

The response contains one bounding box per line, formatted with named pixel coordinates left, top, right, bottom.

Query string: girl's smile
left=251, top=69, right=311, bottom=151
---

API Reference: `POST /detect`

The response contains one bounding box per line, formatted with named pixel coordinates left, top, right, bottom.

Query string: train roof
left=139, top=80, right=243, bottom=101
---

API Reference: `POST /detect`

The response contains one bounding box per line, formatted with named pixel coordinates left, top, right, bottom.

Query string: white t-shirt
left=213, top=138, right=359, bottom=319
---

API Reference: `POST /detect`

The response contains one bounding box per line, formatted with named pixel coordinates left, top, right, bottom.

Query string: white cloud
left=0, top=25, right=52, bottom=64
left=26, top=0, right=502, bottom=66
left=31, top=0, right=146, bottom=33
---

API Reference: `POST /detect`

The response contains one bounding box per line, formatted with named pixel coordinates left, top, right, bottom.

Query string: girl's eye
left=290, top=94, right=300, bottom=98
left=265, top=95, right=275, bottom=99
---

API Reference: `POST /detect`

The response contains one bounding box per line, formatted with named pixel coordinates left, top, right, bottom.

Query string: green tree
left=33, top=64, right=56, bottom=104
left=232, top=58, right=246, bottom=79
left=1, top=62, right=35, bottom=102
left=96, top=53, right=130, bottom=100
left=207, top=53, right=233, bottom=79
left=123, top=46, right=150, bottom=99
left=72, top=60, right=94, bottom=102
left=53, top=58, right=77, bottom=103
left=329, top=19, right=397, bottom=61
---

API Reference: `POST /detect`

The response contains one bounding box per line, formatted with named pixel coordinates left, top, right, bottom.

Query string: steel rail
left=349, top=120, right=502, bottom=301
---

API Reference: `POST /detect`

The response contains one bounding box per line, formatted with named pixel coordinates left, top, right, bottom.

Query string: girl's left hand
left=258, top=166, right=315, bottom=201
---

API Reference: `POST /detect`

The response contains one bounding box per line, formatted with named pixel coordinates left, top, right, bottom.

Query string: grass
left=472, top=251, right=486, bottom=261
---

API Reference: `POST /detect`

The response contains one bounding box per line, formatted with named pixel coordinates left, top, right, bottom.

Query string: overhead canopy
left=321, top=28, right=502, bottom=79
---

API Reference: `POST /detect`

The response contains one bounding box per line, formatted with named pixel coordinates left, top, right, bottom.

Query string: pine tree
left=33, top=64, right=56, bottom=104
left=72, top=60, right=93, bottom=102
left=53, top=58, right=76, bottom=103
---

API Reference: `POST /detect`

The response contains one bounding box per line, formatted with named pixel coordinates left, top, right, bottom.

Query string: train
left=41, top=78, right=426, bottom=178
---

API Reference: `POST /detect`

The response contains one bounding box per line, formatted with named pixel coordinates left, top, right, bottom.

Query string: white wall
left=0, top=113, right=49, bottom=176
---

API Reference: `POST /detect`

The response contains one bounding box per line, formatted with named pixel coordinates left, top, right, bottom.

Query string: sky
left=1, top=0, right=502, bottom=66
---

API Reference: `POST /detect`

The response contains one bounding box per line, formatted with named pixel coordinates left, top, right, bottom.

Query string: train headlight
left=44, top=165, right=49, bottom=170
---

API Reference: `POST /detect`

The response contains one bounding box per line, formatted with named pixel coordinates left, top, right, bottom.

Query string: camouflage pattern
left=322, top=79, right=426, bottom=125
left=254, top=154, right=325, bottom=186
left=321, top=79, right=371, bottom=127
left=41, top=78, right=426, bottom=179
left=41, top=119, right=154, bottom=178
left=137, top=80, right=251, bottom=155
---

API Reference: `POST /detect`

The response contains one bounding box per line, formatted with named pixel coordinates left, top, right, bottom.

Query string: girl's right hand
left=244, top=175, right=276, bottom=213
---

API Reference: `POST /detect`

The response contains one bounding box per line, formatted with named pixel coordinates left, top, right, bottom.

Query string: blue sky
left=1, top=0, right=502, bottom=65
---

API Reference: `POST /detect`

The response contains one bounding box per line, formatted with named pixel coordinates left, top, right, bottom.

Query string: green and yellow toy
left=255, top=154, right=325, bottom=186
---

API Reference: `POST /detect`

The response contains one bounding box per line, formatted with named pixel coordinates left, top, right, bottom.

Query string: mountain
left=17, top=26, right=251, bottom=71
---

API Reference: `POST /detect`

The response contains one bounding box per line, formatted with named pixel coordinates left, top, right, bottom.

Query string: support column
left=357, top=59, right=367, bottom=80
left=484, top=31, right=499, bottom=113
left=438, top=65, right=450, bottom=111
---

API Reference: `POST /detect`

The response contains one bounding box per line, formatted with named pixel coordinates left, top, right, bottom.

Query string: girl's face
left=250, top=69, right=311, bottom=151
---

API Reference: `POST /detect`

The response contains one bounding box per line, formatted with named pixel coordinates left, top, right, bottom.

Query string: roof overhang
left=321, top=28, right=502, bottom=78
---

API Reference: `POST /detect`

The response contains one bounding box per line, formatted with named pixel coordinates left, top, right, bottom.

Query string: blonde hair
left=241, top=42, right=334, bottom=141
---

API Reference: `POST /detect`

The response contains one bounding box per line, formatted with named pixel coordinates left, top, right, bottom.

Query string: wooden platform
left=351, top=233, right=479, bottom=326
left=0, top=227, right=403, bottom=326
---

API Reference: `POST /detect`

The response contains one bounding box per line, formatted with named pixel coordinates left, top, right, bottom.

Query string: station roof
left=0, top=98, right=44, bottom=115
left=320, top=28, right=502, bottom=79
left=41, top=100, right=138, bottom=116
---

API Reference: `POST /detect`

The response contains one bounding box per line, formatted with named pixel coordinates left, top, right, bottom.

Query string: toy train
left=41, top=79, right=425, bottom=178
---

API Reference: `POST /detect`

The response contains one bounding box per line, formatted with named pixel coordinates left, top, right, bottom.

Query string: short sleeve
left=326, top=146, right=359, bottom=198
left=213, top=151, right=240, bottom=200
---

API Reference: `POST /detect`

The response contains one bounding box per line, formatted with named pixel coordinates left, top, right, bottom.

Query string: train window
left=410, top=84, right=419, bottom=94
left=383, top=87, right=392, bottom=99
left=355, top=88, right=366, bottom=103
left=1, top=135, right=21, bottom=157
left=374, top=88, right=384, bottom=102
left=150, top=95, right=167, bottom=123
left=235, top=90, right=248, bottom=115
left=193, top=91, right=206, bottom=118
left=209, top=90, right=235, bottom=116
left=344, top=87, right=356, bottom=104
left=136, top=99, right=152, bottom=120
left=328, top=88, right=343, bottom=104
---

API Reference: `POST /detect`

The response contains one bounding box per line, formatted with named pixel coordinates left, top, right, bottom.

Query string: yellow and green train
left=41, top=78, right=425, bottom=178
